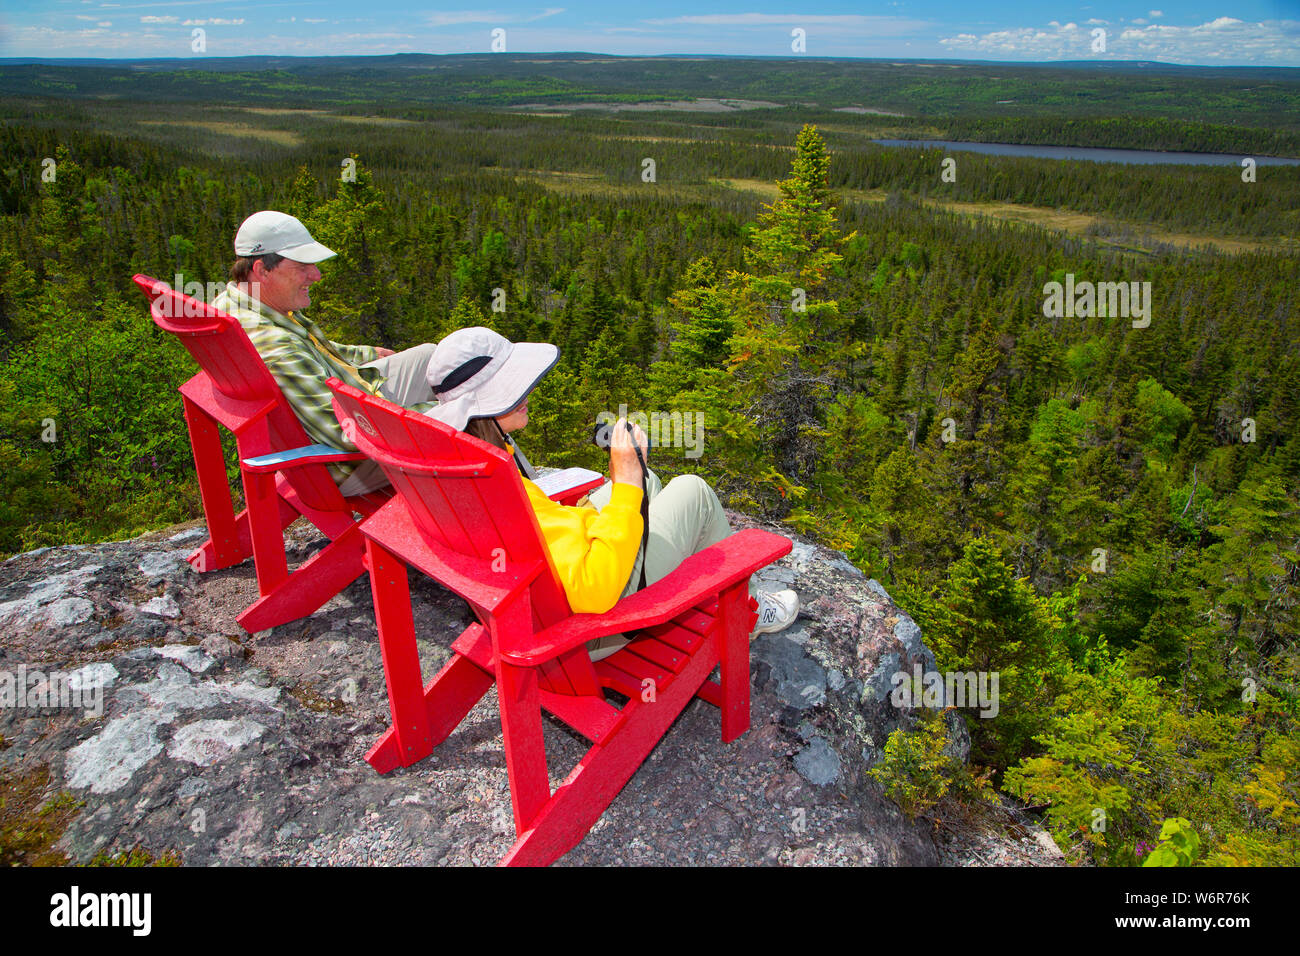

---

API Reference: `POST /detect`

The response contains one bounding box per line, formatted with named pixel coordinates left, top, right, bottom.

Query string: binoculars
left=592, top=420, right=657, bottom=450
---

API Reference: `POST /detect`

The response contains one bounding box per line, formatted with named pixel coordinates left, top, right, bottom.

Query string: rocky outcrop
left=0, top=515, right=1062, bottom=866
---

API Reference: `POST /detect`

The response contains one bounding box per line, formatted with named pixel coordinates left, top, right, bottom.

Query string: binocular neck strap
left=633, top=442, right=649, bottom=592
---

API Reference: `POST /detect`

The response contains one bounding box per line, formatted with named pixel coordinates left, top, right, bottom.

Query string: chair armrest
left=498, top=527, right=793, bottom=666
left=242, top=443, right=368, bottom=474
left=179, top=375, right=280, bottom=435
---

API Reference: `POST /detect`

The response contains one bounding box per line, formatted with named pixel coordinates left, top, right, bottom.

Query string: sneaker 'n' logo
left=751, top=589, right=799, bottom=637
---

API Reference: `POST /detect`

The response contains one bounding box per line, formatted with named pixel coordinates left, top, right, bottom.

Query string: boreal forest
left=1, top=54, right=1298, bottom=866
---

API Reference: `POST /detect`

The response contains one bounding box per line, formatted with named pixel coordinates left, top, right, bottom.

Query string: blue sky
left=2, top=1, right=1298, bottom=65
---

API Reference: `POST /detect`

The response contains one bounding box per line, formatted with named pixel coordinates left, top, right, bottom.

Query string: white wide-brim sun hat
left=423, top=326, right=559, bottom=431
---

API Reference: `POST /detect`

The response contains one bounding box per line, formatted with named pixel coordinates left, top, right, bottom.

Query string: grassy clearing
left=238, top=107, right=330, bottom=117
left=708, top=177, right=1290, bottom=254
left=138, top=120, right=303, bottom=147
left=917, top=197, right=1293, bottom=255
left=715, top=178, right=889, bottom=205
left=598, top=134, right=721, bottom=145
left=238, top=107, right=417, bottom=125
left=328, top=114, right=421, bottom=126
left=497, top=169, right=782, bottom=207
left=499, top=168, right=1285, bottom=255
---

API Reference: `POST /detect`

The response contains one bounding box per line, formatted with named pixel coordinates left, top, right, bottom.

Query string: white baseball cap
left=423, top=327, right=559, bottom=431
left=234, top=210, right=336, bottom=263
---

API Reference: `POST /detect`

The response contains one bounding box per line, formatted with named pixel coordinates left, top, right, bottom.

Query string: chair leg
left=717, top=580, right=752, bottom=744
left=242, top=466, right=290, bottom=598
left=499, top=628, right=721, bottom=867
left=182, top=395, right=246, bottom=571
left=366, top=653, right=494, bottom=773
left=364, top=539, right=437, bottom=768
left=491, top=595, right=552, bottom=836
left=236, top=522, right=369, bottom=632
left=188, top=495, right=299, bottom=574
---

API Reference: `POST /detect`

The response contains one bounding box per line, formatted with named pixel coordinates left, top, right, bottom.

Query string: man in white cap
left=212, top=210, right=438, bottom=495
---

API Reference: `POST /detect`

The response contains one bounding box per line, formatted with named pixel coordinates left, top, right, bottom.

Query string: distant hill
left=0, top=54, right=1296, bottom=131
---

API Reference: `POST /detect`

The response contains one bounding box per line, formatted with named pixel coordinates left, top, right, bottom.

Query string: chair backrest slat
left=331, top=379, right=570, bottom=608
left=329, top=378, right=598, bottom=695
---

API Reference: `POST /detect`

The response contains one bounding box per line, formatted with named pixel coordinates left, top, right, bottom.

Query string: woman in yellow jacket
left=423, top=327, right=799, bottom=657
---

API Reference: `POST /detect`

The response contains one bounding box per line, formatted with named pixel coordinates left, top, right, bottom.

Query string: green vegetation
left=0, top=765, right=82, bottom=866
left=1141, top=818, right=1202, bottom=867
left=2, top=56, right=1297, bottom=143
left=1, top=57, right=1297, bottom=865
left=0, top=764, right=181, bottom=867
left=87, top=846, right=183, bottom=867
left=869, top=709, right=994, bottom=820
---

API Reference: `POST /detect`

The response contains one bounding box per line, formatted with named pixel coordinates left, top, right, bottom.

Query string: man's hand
left=610, top=418, right=648, bottom=487
left=373, top=346, right=396, bottom=358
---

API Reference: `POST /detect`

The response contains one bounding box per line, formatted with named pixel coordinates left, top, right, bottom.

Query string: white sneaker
left=752, top=589, right=799, bottom=636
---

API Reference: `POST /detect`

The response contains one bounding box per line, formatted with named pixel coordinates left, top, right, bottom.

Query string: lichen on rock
left=0, top=517, right=1059, bottom=866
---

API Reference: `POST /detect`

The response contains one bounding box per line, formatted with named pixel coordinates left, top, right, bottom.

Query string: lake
left=872, top=139, right=1300, bottom=167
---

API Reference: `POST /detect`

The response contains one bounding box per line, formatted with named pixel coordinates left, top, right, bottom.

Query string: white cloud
left=139, top=15, right=178, bottom=24
left=428, top=8, right=564, bottom=28
left=940, top=17, right=1300, bottom=65
left=2, top=24, right=423, bottom=57
left=183, top=19, right=246, bottom=26
left=1150, top=10, right=1164, bottom=18
left=95, top=0, right=233, bottom=7
left=651, top=13, right=899, bottom=26
left=642, top=13, right=930, bottom=36
left=5, top=24, right=165, bottom=53
left=427, top=11, right=497, bottom=27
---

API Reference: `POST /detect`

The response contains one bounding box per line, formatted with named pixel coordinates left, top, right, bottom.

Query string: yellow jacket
left=521, top=477, right=644, bottom=614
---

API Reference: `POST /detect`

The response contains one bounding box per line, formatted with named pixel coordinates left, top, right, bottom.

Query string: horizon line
left=2, top=52, right=1298, bottom=71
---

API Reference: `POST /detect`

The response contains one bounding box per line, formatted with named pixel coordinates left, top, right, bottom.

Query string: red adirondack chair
left=135, top=274, right=597, bottom=633
left=327, top=377, right=793, bottom=866
left=133, top=274, right=390, bottom=632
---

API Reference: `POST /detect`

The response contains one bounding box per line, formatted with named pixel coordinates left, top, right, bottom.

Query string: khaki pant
left=585, top=470, right=736, bottom=661
left=587, top=470, right=732, bottom=598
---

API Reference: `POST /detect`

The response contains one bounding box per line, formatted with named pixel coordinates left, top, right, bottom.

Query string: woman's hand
left=609, top=418, right=648, bottom=487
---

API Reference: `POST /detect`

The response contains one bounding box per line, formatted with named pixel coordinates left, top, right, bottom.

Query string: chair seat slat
left=622, top=635, right=689, bottom=674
